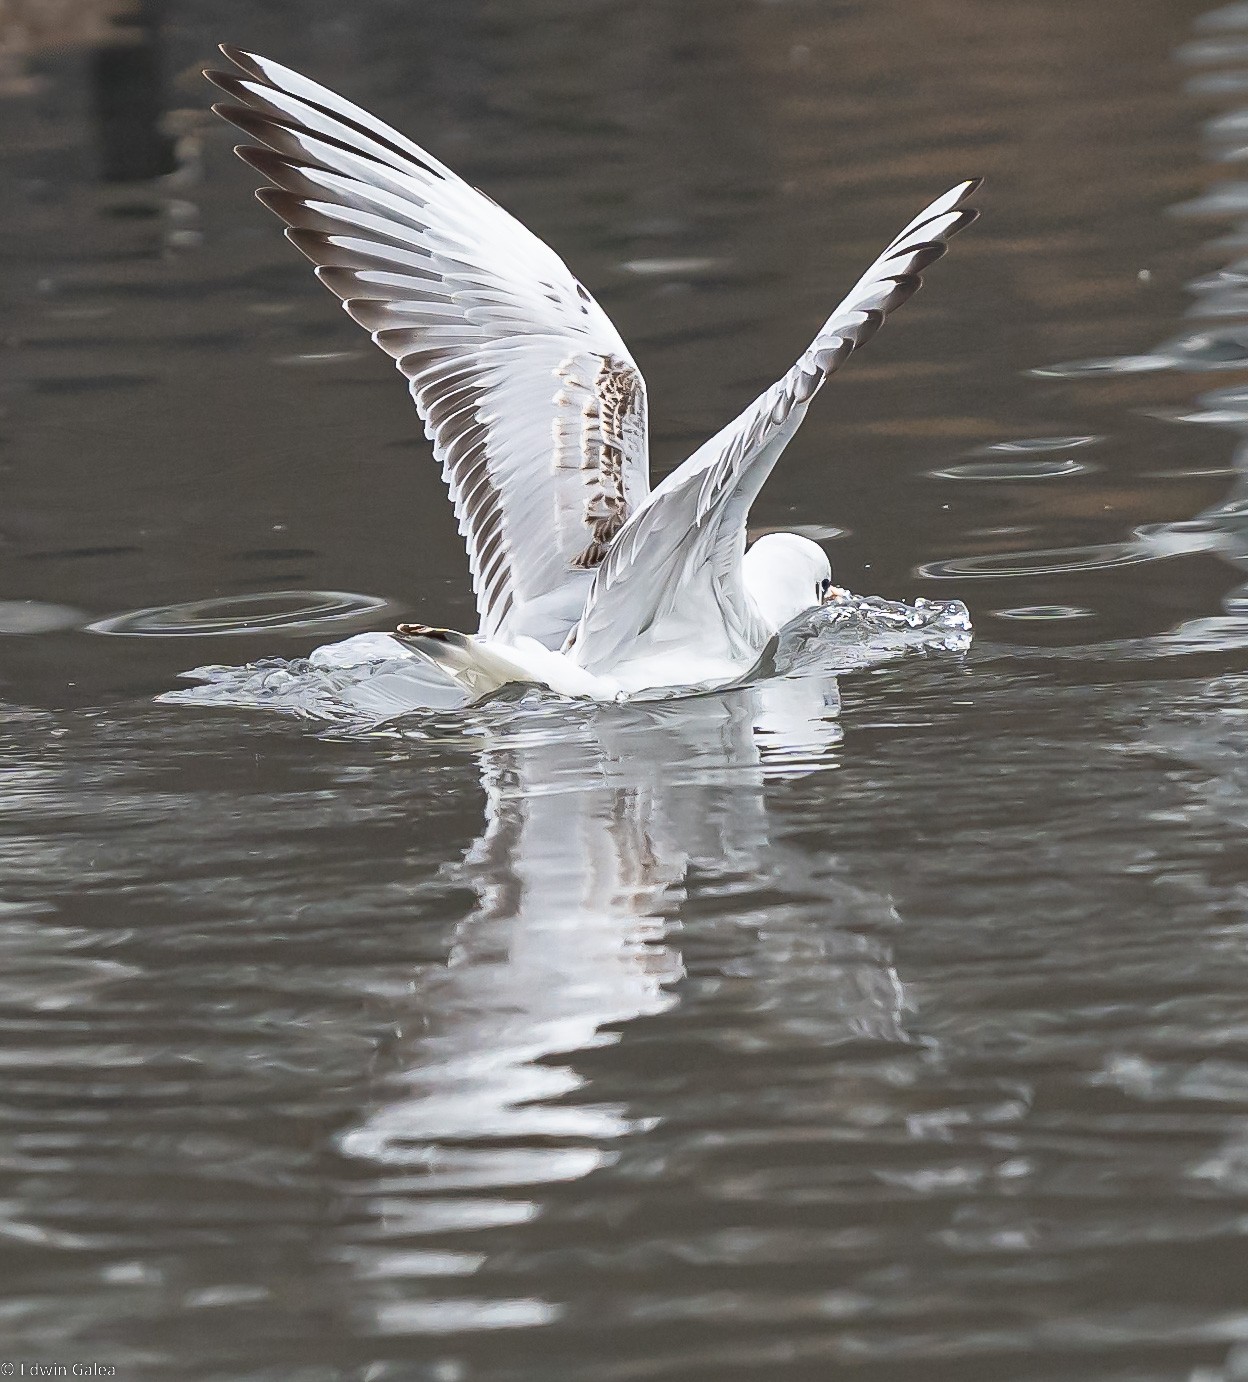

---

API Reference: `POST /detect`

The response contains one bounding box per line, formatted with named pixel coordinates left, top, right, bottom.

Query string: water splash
left=798, top=593, right=973, bottom=664
left=159, top=595, right=972, bottom=729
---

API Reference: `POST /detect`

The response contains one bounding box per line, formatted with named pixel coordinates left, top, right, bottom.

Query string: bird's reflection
left=333, top=668, right=907, bottom=1321
left=339, top=671, right=842, bottom=1168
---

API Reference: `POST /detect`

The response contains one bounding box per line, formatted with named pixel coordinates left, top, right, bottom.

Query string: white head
left=742, top=532, right=835, bottom=633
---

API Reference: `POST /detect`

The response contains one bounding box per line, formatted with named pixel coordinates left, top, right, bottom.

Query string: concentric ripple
left=86, top=590, right=392, bottom=637
left=995, top=604, right=1096, bottom=621
left=917, top=542, right=1160, bottom=579
left=931, top=458, right=1092, bottom=481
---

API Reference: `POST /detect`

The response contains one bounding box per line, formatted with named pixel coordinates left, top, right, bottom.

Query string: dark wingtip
left=934, top=206, right=979, bottom=242
left=234, top=143, right=298, bottom=176
left=284, top=225, right=335, bottom=266
left=213, top=102, right=299, bottom=151
left=317, top=265, right=368, bottom=302
left=255, top=185, right=300, bottom=217
left=219, top=43, right=261, bottom=76
left=210, top=99, right=247, bottom=125
left=880, top=273, right=922, bottom=313
left=212, top=103, right=272, bottom=150
left=854, top=307, right=886, bottom=347
left=204, top=69, right=252, bottom=102
left=906, top=242, right=948, bottom=273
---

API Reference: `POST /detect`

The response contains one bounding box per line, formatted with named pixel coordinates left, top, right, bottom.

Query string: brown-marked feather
left=207, top=48, right=978, bottom=670
left=209, top=49, right=651, bottom=648
left=566, top=177, right=980, bottom=670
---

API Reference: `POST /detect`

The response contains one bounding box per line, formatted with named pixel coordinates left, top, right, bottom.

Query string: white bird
left=207, top=46, right=978, bottom=702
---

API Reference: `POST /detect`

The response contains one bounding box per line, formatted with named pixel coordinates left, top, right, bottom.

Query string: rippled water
left=6, top=1, right=1248, bottom=1378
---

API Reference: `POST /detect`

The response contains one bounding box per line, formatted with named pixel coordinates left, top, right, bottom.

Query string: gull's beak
left=821, top=585, right=850, bottom=605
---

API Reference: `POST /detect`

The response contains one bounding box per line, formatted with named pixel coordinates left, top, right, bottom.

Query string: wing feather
left=208, top=49, right=650, bottom=648
left=568, top=181, right=980, bottom=669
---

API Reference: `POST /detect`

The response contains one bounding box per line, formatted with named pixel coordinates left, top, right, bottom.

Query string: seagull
left=206, top=46, right=978, bottom=702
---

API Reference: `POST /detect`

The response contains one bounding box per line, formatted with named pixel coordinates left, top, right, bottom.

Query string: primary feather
left=564, top=181, right=979, bottom=675
left=207, top=48, right=978, bottom=699
left=208, top=46, right=649, bottom=650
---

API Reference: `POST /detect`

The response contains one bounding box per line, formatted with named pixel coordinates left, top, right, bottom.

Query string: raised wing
left=567, top=180, right=980, bottom=670
left=206, top=47, right=649, bottom=649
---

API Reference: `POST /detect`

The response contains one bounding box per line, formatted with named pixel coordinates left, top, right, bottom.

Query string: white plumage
left=207, top=46, right=978, bottom=701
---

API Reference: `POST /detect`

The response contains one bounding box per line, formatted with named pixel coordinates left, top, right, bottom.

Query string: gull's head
left=742, top=532, right=838, bottom=633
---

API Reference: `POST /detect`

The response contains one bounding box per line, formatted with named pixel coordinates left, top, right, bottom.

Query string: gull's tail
left=393, top=623, right=623, bottom=701
left=392, top=625, right=538, bottom=701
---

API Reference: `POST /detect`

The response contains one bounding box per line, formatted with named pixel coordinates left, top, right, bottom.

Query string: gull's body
left=207, top=48, right=978, bottom=702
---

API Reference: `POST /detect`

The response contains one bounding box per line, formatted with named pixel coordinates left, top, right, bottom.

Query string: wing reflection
left=332, top=670, right=912, bottom=1324
left=339, top=674, right=842, bottom=1169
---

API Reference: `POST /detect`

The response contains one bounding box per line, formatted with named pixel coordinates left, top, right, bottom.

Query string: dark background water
left=5, top=1, right=1248, bottom=1378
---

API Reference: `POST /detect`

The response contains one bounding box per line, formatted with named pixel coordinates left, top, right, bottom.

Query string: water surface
left=4, top=2, right=1248, bottom=1378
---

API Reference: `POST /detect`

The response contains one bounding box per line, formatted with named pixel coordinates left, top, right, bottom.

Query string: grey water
left=5, top=1, right=1248, bottom=1378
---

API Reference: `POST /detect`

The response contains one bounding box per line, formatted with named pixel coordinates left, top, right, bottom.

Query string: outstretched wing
left=566, top=180, right=980, bottom=669
left=207, top=47, right=649, bottom=649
